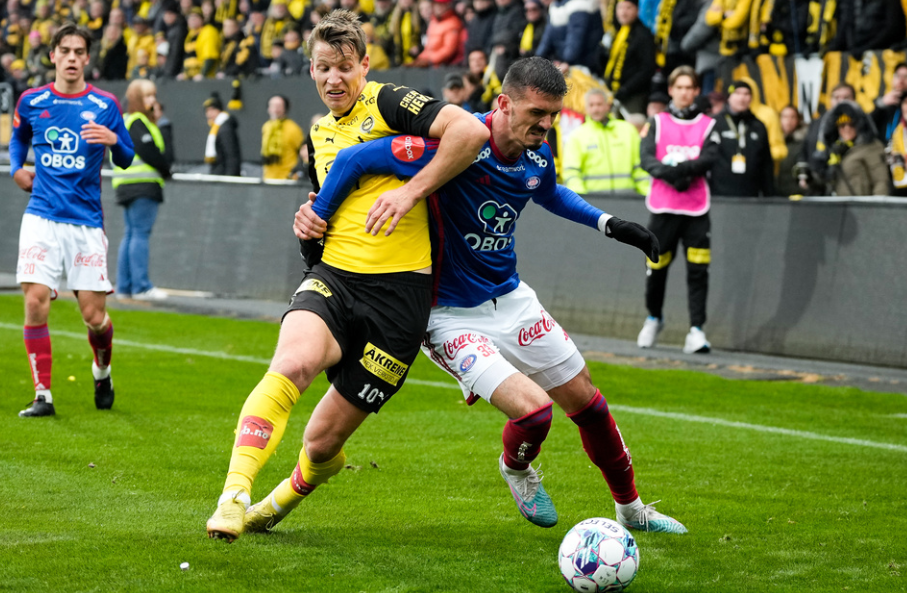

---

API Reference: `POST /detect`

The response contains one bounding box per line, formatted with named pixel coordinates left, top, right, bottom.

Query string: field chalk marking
left=1, top=321, right=904, bottom=453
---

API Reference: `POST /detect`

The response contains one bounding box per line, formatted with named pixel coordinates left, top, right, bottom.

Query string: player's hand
left=605, top=217, right=660, bottom=263
left=81, top=121, right=118, bottom=146
left=365, top=185, right=420, bottom=236
left=294, top=192, right=327, bottom=240
left=13, top=168, right=35, bottom=193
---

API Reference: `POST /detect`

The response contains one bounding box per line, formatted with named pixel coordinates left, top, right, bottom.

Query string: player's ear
left=360, top=53, right=370, bottom=77
left=498, top=93, right=511, bottom=114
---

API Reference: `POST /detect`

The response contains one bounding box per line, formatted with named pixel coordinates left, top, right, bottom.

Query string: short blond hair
left=307, top=9, right=367, bottom=60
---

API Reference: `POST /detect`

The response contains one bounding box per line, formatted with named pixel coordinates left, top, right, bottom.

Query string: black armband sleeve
left=375, top=84, right=447, bottom=137
left=305, top=133, right=319, bottom=192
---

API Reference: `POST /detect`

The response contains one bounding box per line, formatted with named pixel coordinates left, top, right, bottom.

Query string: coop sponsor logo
left=443, top=333, right=490, bottom=359
left=518, top=310, right=556, bottom=346
left=87, top=94, right=108, bottom=110
left=473, top=147, right=491, bottom=163
left=236, top=415, right=273, bottom=449
left=19, top=246, right=48, bottom=261
left=391, top=135, right=425, bottom=162
left=361, top=342, right=408, bottom=386
left=296, top=277, right=332, bottom=298
left=29, top=90, right=51, bottom=106
left=525, top=150, right=548, bottom=168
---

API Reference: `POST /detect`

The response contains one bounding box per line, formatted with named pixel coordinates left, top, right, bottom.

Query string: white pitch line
left=2, top=321, right=904, bottom=453
left=609, top=404, right=907, bottom=453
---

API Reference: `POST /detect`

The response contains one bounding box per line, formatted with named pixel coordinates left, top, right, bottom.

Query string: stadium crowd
left=4, top=0, right=907, bottom=194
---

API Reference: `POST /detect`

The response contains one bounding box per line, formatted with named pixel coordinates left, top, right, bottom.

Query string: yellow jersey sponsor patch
left=360, top=342, right=408, bottom=386
left=296, top=278, right=332, bottom=298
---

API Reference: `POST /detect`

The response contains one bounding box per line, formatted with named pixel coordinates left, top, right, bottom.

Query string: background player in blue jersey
left=288, top=57, right=687, bottom=534
left=10, top=23, right=135, bottom=418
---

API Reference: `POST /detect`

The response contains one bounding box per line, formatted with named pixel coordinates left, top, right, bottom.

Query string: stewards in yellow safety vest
left=563, top=88, right=650, bottom=195
left=112, top=112, right=166, bottom=188
left=111, top=78, right=171, bottom=300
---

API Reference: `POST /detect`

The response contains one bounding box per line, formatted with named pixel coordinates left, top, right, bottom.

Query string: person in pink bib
left=637, top=66, right=720, bottom=354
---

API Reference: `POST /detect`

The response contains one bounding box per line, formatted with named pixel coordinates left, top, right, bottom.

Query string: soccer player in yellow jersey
left=206, top=9, right=489, bottom=542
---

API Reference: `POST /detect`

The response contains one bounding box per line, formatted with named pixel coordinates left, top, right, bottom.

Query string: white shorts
left=421, top=282, right=585, bottom=402
left=17, top=213, right=113, bottom=293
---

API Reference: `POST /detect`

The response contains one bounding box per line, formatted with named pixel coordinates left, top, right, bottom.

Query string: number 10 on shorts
left=358, top=383, right=386, bottom=404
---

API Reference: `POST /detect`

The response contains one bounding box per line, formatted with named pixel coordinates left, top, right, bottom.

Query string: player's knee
left=302, top=433, right=342, bottom=465
left=83, top=311, right=109, bottom=333
left=269, top=357, right=320, bottom=392
left=24, top=298, right=50, bottom=324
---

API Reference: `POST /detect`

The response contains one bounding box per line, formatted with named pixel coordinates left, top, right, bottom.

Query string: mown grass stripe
left=3, top=321, right=903, bottom=453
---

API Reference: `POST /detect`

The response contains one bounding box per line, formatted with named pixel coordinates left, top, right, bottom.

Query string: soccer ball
left=557, top=517, right=639, bottom=592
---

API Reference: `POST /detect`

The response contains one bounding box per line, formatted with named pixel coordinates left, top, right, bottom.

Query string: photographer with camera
left=823, top=102, right=889, bottom=196
left=261, top=94, right=305, bottom=181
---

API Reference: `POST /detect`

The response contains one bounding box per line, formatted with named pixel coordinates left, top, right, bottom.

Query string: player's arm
left=295, top=135, right=438, bottom=240
left=674, top=119, right=720, bottom=178
left=367, top=85, right=489, bottom=235
left=83, top=111, right=136, bottom=168
left=9, top=99, right=35, bottom=192
left=639, top=117, right=683, bottom=182
left=536, top=183, right=660, bottom=262
left=313, top=135, right=437, bottom=220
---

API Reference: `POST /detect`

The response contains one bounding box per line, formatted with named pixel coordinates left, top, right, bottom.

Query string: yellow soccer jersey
left=310, top=81, right=444, bottom=274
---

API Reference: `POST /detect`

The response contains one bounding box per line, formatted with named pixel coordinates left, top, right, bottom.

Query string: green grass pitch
left=0, top=294, right=905, bottom=592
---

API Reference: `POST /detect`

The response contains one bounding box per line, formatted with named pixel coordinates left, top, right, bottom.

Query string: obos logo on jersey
left=465, top=201, right=518, bottom=252
left=42, top=127, right=86, bottom=169
left=391, top=136, right=425, bottom=162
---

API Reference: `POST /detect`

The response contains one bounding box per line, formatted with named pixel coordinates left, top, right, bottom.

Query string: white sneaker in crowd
left=132, top=287, right=168, bottom=301
left=637, top=316, right=664, bottom=348
left=683, top=326, right=711, bottom=354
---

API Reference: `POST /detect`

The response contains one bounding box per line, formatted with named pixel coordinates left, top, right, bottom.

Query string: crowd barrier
left=1, top=173, right=905, bottom=368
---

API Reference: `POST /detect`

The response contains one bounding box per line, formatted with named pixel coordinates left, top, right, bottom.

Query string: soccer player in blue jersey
left=262, top=57, right=688, bottom=535
left=10, top=23, right=135, bottom=417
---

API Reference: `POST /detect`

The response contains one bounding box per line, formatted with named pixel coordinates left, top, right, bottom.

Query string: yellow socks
left=223, top=372, right=300, bottom=496
left=270, top=446, right=347, bottom=510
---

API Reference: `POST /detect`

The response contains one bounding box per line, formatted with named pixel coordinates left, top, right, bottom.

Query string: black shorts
left=284, top=262, right=432, bottom=413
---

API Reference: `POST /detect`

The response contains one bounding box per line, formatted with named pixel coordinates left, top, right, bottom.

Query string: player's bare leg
left=244, top=387, right=366, bottom=533
left=77, top=290, right=115, bottom=409
left=207, top=310, right=342, bottom=542
left=550, top=366, right=687, bottom=534
left=489, top=373, right=558, bottom=528
left=19, top=283, right=55, bottom=417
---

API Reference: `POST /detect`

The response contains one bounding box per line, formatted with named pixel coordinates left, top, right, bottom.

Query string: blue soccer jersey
left=10, top=83, right=135, bottom=229
left=313, top=111, right=605, bottom=308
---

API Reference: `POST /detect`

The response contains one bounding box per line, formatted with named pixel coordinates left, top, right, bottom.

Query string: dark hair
left=780, top=104, right=802, bottom=122
left=307, top=9, right=367, bottom=60
left=501, top=57, right=568, bottom=100
left=896, top=62, right=907, bottom=72
left=51, top=23, right=93, bottom=54
left=272, top=94, right=291, bottom=112
left=831, top=82, right=856, bottom=99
